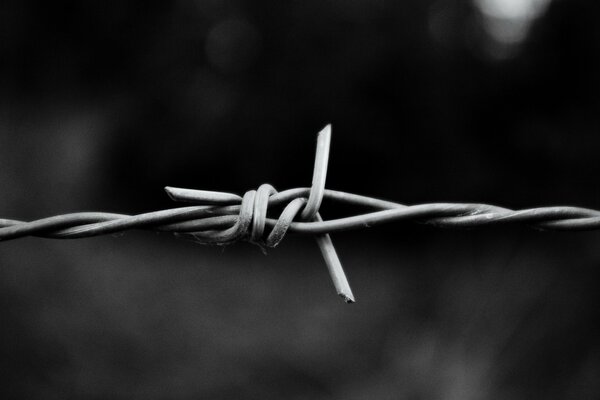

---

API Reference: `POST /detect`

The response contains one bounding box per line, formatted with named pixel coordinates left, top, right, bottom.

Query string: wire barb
left=2, top=124, right=600, bottom=303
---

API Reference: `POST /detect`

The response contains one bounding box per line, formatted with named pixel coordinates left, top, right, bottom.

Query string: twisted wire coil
left=2, top=187, right=600, bottom=243
left=2, top=124, right=599, bottom=302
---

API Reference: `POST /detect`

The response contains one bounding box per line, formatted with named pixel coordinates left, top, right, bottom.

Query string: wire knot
left=184, top=183, right=313, bottom=249
left=164, top=124, right=355, bottom=302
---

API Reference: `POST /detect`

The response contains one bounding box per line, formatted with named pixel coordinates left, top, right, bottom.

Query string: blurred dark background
left=1, top=0, right=599, bottom=398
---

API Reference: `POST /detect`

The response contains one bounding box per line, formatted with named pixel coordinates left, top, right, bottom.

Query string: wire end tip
left=318, top=124, right=332, bottom=139
left=339, top=292, right=355, bottom=304
left=164, top=186, right=177, bottom=200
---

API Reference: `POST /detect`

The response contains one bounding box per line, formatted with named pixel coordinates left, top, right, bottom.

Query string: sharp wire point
left=301, top=124, right=355, bottom=303
left=340, top=294, right=355, bottom=304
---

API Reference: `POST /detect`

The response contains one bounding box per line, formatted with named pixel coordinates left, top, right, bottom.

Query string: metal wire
left=1, top=124, right=599, bottom=302
left=3, top=190, right=600, bottom=240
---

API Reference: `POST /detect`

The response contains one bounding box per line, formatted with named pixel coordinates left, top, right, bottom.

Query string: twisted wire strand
left=2, top=124, right=599, bottom=303
left=2, top=187, right=600, bottom=242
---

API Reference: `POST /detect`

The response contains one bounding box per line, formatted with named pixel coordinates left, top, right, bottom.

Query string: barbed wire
left=1, top=125, right=599, bottom=303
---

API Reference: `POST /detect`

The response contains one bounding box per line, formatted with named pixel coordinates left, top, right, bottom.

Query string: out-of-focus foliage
left=1, top=0, right=599, bottom=399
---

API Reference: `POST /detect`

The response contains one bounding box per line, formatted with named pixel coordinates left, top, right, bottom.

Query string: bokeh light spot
left=474, top=0, right=552, bottom=58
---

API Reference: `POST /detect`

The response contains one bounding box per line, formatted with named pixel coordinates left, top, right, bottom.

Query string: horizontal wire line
left=2, top=188, right=600, bottom=242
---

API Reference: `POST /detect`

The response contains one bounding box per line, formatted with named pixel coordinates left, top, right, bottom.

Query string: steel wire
left=2, top=188, right=600, bottom=241
left=1, top=124, right=598, bottom=303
